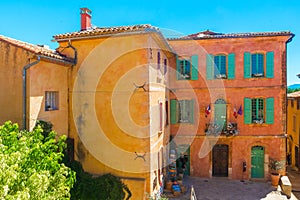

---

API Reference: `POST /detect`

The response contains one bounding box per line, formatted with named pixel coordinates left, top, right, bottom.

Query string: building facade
left=287, top=91, right=300, bottom=170
left=168, top=30, right=294, bottom=180
left=0, top=7, right=296, bottom=199
left=0, top=35, right=74, bottom=134
left=52, top=8, right=174, bottom=199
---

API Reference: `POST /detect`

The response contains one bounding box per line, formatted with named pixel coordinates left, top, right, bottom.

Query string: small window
left=214, top=55, right=227, bottom=79
left=164, top=59, right=167, bottom=75
left=251, top=53, right=264, bottom=77
left=291, top=99, right=294, bottom=107
left=178, top=60, right=191, bottom=80
left=293, top=116, right=296, bottom=131
left=45, top=91, right=59, bottom=111
left=297, top=99, right=300, bottom=110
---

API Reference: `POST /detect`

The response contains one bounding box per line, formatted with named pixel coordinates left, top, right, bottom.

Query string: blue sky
left=1, top=0, right=299, bottom=85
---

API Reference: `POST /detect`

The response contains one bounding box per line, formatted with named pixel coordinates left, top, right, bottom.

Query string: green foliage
left=269, top=157, right=285, bottom=175
left=67, top=160, right=132, bottom=200
left=0, top=121, right=76, bottom=199
left=287, top=88, right=300, bottom=93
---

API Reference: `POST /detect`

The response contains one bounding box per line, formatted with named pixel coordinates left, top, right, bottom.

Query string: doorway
left=212, top=144, right=228, bottom=177
left=251, top=146, right=264, bottom=178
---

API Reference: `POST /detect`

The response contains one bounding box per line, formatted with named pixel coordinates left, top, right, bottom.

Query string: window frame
left=214, top=54, right=227, bottom=79
left=251, top=53, right=264, bottom=77
left=251, top=98, right=265, bottom=123
left=170, top=99, right=194, bottom=124
left=45, top=91, right=59, bottom=111
left=178, top=59, right=191, bottom=80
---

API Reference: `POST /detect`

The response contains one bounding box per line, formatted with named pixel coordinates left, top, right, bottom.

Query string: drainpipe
left=22, top=43, right=77, bottom=130
left=22, top=56, right=41, bottom=130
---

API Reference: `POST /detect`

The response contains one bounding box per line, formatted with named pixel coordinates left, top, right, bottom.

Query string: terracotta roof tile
left=0, top=35, right=73, bottom=63
left=168, top=30, right=294, bottom=40
left=53, top=24, right=158, bottom=40
left=288, top=91, right=300, bottom=98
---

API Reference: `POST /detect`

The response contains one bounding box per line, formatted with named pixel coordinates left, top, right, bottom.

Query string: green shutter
left=170, top=100, right=177, bottom=124
left=191, top=55, right=199, bottom=80
left=189, top=99, right=195, bottom=123
left=266, top=51, right=274, bottom=78
left=176, top=55, right=180, bottom=80
left=228, top=53, right=235, bottom=79
left=244, top=52, right=251, bottom=78
left=266, top=97, right=274, bottom=124
left=206, top=54, right=213, bottom=80
left=244, top=98, right=252, bottom=124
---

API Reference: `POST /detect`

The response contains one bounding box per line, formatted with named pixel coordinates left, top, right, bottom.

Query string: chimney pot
left=80, top=8, right=92, bottom=31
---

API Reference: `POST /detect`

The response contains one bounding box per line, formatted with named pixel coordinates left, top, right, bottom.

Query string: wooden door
left=212, top=144, right=228, bottom=177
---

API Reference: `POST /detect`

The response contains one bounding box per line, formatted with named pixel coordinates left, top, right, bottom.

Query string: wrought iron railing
left=205, top=122, right=239, bottom=136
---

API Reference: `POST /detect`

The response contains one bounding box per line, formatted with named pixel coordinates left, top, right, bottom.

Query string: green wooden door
left=251, top=146, right=265, bottom=178
left=177, top=145, right=190, bottom=176
left=214, top=99, right=227, bottom=131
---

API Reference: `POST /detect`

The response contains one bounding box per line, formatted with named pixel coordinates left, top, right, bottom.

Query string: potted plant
left=269, top=158, right=285, bottom=186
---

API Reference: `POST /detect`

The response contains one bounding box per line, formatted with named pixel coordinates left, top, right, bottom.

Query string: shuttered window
left=244, top=97, right=274, bottom=124
left=206, top=53, right=235, bottom=80
left=244, top=51, right=274, bottom=78
left=176, top=55, right=198, bottom=80
left=170, top=99, right=194, bottom=124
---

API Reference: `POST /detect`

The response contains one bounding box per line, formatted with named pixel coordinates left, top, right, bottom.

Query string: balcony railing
left=205, top=122, right=239, bottom=136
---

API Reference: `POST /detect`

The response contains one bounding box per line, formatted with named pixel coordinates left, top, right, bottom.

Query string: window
left=293, top=116, right=296, bottom=132
left=251, top=98, right=264, bottom=123
left=45, top=91, right=59, bottom=111
left=170, top=99, right=194, bottom=124
left=157, top=52, right=161, bottom=70
left=178, top=59, right=191, bottom=80
left=159, top=102, right=163, bottom=132
left=206, top=53, right=235, bottom=80
left=297, top=99, right=300, bottom=110
left=244, top=51, right=274, bottom=78
left=176, top=55, right=198, bottom=80
left=251, top=53, right=264, bottom=77
left=164, top=58, right=167, bottom=75
left=214, top=55, right=226, bottom=78
left=244, top=97, right=274, bottom=124
left=291, top=99, right=294, bottom=107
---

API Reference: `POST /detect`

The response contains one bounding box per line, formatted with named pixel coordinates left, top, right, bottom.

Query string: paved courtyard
left=167, top=176, right=297, bottom=200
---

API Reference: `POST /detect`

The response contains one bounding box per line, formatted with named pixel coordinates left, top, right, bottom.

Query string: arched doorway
left=212, top=144, right=228, bottom=177
left=251, top=146, right=265, bottom=178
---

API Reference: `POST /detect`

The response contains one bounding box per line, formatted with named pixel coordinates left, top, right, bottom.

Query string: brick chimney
left=80, top=8, right=92, bottom=31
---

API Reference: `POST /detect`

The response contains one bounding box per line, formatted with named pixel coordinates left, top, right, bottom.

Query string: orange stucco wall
left=168, top=35, right=289, bottom=180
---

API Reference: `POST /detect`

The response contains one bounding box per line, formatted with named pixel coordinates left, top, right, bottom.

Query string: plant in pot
left=269, top=158, right=285, bottom=187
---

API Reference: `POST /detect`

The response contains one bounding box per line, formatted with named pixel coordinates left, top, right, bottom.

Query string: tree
left=0, top=121, right=76, bottom=199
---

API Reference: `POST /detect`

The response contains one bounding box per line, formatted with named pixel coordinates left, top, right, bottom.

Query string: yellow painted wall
left=0, top=41, right=32, bottom=127
left=28, top=60, right=69, bottom=135
left=287, top=97, right=300, bottom=168
left=57, top=32, right=173, bottom=199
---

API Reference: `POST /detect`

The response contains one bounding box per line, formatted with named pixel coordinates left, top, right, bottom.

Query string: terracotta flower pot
left=271, top=173, right=280, bottom=187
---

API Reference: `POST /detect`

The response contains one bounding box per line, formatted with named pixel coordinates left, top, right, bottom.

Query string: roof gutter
left=22, top=44, right=77, bottom=130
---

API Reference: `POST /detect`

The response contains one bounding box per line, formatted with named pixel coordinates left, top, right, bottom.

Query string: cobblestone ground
left=166, top=177, right=292, bottom=200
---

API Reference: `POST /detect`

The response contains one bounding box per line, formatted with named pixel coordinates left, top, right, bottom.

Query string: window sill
left=247, top=123, right=269, bottom=127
